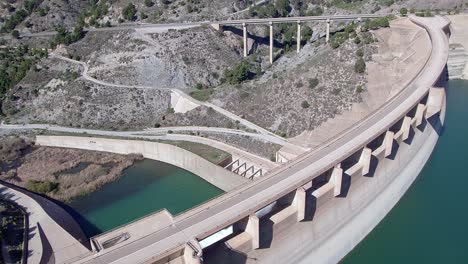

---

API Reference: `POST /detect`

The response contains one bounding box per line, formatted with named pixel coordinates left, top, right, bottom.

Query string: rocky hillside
left=65, top=26, right=242, bottom=90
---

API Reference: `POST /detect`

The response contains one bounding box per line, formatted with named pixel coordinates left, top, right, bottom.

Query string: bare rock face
left=66, top=27, right=242, bottom=90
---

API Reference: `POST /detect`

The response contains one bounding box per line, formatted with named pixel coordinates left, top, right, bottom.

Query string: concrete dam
left=1, top=15, right=450, bottom=264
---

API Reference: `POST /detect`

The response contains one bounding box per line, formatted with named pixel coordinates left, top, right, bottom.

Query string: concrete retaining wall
left=35, top=136, right=248, bottom=192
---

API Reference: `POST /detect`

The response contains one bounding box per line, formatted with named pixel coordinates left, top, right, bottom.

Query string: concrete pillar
left=360, top=147, right=372, bottom=176
left=297, top=21, right=301, bottom=53
left=384, top=131, right=395, bottom=158
left=414, top=103, right=427, bottom=127
left=184, top=242, right=203, bottom=264
left=331, top=165, right=343, bottom=197
left=326, top=19, right=331, bottom=43
left=293, top=187, right=306, bottom=221
left=246, top=215, right=260, bottom=250
left=243, top=23, right=248, bottom=57
left=269, top=21, right=273, bottom=64
left=401, top=116, right=412, bottom=141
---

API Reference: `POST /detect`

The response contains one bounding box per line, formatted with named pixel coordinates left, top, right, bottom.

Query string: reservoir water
left=67, top=159, right=224, bottom=238
left=343, top=80, right=468, bottom=263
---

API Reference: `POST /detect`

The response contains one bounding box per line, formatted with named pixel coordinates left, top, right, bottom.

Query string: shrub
left=301, top=100, right=310, bottom=109
left=354, top=36, right=361, bottom=44
left=224, top=61, right=250, bottom=85
left=356, top=48, right=364, bottom=57
left=400, top=7, right=408, bottom=16
left=330, top=41, right=340, bottom=49
left=308, top=78, right=319, bottom=89
left=122, top=3, right=137, bottom=21
left=356, top=85, right=364, bottom=93
left=11, top=30, right=20, bottom=38
left=296, top=82, right=303, bottom=88
left=355, top=57, right=366, bottom=73
left=195, top=83, right=203, bottom=90
left=26, top=180, right=58, bottom=194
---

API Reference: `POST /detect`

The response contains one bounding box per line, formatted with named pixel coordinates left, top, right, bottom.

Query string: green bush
left=122, top=3, right=137, bottom=21
left=224, top=61, right=250, bottom=85
left=400, top=7, right=408, bottom=16
left=356, top=48, right=364, bottom=57
left=190, top=89, right=214, bottom=101
left=355, top=57, right=366, bottom=73
left=354, top=36, right=361, bottom=44
left=301, top=100, right=310, bottom=109
left=356, top=85, right=364, bottom=93
left=330, top=41, right=340, bottom=49
left=25, top=180, right=58, bottom=194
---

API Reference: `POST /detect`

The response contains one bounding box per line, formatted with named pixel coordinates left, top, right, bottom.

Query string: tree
left=301, top=100, right=310, bottom=108
left=308, top=78, right=319, bottom=89
left=11, top=30, right=20, bottom=39
left=355, top=57, right=366, bottom=73
left=122, top=3, right=137, bottom=21
left=224, top=61, right=250, bottom=85
left=400, top=7, right=408, bottom=16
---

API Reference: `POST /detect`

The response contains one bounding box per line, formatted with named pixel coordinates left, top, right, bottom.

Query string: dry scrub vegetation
left=0, top=136, right=143, bottom=202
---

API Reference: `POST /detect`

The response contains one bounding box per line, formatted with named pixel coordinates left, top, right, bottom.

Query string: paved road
left=73, top=16, right=448, bottom=264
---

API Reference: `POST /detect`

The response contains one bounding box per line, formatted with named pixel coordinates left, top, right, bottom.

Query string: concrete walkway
left=0, top=183, right=90, bottom=264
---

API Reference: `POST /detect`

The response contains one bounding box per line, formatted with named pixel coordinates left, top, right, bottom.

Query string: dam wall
left=35, top=136, right=248, bottom=192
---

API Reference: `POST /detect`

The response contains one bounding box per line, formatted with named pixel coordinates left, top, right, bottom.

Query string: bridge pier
left=293, top=187, right=306, bottom=221
left=243, top=23, right=248, bottom=57
left=246, top=215, right=260, bottom=249
left=269, top=22, right=274, bottom=64
left=331, top=165, right=343, bottom=196
left=326, top=19, right=331, bottom=43
left=297, top=21, right=301, bottom=53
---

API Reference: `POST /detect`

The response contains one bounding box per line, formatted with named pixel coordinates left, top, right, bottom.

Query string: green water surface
left=68, top=159, right=224, bottom=238
left=342, top=80, right=468, bottom=263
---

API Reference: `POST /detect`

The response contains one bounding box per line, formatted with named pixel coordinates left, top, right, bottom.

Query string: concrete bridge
left=211, top=14, right=390, bottom=63
left=0, top=15, right=450, bottom=264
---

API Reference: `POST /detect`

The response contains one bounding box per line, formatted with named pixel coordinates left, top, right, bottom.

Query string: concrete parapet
left=246, top=215, right=260, bottom=250
left=311, top=182, right=335, bottom=208
left=91, top=210, right=173, bottom=252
